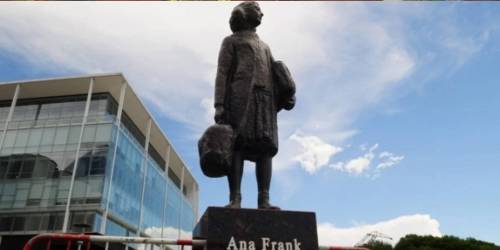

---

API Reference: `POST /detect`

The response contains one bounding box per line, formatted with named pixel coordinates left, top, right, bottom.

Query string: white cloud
left=377, top=151, right=405, bottom=170
left=200, top=97, right=215, bottom=124
left=317, top=214, right=442, bottom=247
left=330, top=162, right=345, bottom=171
left=344, top=157, right=371, bottom=175
left=289, top=133, right=343, bottom=174
left=331, top=144, right=404, bottom=177
left=331, top=144, right=377, bottom=175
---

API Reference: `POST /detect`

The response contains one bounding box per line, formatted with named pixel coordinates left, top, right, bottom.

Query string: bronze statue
left=199, top=1, right=295, bottom=210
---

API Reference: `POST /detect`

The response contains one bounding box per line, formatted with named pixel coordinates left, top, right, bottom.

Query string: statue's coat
left=214, top=30, right=278, bottom=160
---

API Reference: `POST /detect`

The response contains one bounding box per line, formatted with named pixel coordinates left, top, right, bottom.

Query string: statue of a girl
left=213, top=1, right=295, bottom=209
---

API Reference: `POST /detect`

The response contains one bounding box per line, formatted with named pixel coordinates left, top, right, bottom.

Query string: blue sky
left=1, top=2, right=499, bottom=247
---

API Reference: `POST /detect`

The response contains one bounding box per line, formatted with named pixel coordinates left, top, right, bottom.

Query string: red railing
left=23, top=233, right=369, bottom=250
left=23, top=233, right=206, bottom=250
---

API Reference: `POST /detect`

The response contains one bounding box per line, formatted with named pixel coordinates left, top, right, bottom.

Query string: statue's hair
left=229, top=2, right=260, bottom=33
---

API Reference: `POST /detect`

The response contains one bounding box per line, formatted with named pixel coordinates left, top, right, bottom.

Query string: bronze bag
left=198, top=124, right=234, bottom=177
left=272, top=60, right=296, bottom=110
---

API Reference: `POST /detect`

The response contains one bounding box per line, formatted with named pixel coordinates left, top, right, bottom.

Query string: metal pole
left=178, top=166, right=185, bottom=239
left=100, top=82, right=127, bottom=234
left=62, top=77, right=94, bottom=232
left=192, top=181, right=197, bottom=228
left=0, top=84, right=20, bottom=153
left=161, top=145, right=171, bottom=238
left=138, top=119, right=152, bottom=234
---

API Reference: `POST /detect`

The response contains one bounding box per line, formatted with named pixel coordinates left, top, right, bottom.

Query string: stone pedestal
left=193, top=207, right=318, bottom=250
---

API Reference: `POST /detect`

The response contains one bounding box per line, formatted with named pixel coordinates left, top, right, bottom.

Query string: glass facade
left=0, top=95, right=112, bottom=212
left=0, top=90, right=197, bottom=242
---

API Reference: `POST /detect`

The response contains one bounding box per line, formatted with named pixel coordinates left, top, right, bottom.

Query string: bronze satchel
left=272, top=60, right=296, bottom=110
left=198, top=124, right=234, bottom=177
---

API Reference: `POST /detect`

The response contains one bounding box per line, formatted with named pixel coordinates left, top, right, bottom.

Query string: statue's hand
left=214, top=106, right=225, bottom=124
left=283, top=96, right=295, bottom=110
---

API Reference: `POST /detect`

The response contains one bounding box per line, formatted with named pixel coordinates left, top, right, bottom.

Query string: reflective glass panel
left=0, top=106, right=10, bottom=122
left=108, top=128, right=145, bottom=228
left=3, top=130, right=16, bottom=148
left=27, top=128, right=43, bottom=147
left=54, top=127, right=69, bottom=145
left=142, top=159, right=166, bottom=237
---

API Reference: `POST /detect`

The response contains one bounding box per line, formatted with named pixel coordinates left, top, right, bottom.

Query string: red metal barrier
left=24, top=233, right=369, bottom=250
left=24, top=233, right=91, bottom=250
left=23, top=233, right=205, bottom=250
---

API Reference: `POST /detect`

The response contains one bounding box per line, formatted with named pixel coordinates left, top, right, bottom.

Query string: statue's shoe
left=258, top=202, right=280, bottom=210
left=258, top=191, right=280, bottom=210
left=225, top=193, right=241, bottom=209
left=224, top=201, right=241, bottom=209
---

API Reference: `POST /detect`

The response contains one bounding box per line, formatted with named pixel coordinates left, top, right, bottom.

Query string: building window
left=0, top=106, right=10, bottom=123
left=168, top=168, right=181, bottom=189
left=148, top=145, right=165, bottom=171
left=19, top=155, right=35, bottom=178
left=6, top=156, right=22, bottom=179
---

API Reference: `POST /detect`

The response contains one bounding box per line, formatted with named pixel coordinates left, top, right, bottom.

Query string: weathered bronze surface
left=204, top=1, right=296, bottom=209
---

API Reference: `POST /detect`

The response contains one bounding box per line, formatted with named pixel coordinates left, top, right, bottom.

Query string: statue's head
left=230, top=1, right=263, bottom=33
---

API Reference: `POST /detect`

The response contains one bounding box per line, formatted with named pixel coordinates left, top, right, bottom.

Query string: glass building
left=0, top=73, right=199, bottom=249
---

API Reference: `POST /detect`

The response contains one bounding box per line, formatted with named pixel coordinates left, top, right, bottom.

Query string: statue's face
left=245, top=3, right=263, bottom=27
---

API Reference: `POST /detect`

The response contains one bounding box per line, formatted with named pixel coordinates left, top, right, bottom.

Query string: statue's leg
left=226, top=150, right=243, bottom=208
left=256, top=156, right=280, bottom=210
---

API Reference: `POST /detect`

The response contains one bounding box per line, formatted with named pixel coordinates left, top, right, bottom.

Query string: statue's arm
left=214, top=37, right=234, bottom=123
left=214, top=37, right=234, bottom=108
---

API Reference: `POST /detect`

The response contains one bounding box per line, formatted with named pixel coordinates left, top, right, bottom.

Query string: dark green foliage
left=394, top=234, right=500, bottom=250
left=362, top=240, right=394, bottom=250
